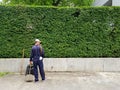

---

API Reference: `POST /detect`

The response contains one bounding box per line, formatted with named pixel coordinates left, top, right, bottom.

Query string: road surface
left=0, top=72, right=120, bottom=90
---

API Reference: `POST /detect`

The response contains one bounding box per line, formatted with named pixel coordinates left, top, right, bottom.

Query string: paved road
left=0, top=72, right=120, bottom=90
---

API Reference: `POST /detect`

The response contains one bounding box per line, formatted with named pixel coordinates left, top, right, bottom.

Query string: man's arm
left=40, top=45, right=45, bottom=58
left=41, top=48, right=45, bottom=58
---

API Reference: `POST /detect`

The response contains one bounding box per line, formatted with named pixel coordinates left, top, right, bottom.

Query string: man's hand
left=30, top=61, right=33, bottom=65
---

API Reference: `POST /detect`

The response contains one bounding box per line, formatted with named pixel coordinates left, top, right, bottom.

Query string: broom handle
left=20, top=49, right=24, bottom=75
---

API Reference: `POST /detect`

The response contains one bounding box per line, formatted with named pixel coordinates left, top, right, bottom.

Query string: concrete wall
left=0, top=58, right=120, bottom=72
left=93, top=0, right=120, bottom=6
left=93, top=0, right=109, bottom=6
left=112, top=0, right=120, bottom=6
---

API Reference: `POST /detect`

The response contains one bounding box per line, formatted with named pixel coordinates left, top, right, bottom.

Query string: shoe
left=42, top=78, right=45, bottom=81
left=35, top=79, right=39, bottom=82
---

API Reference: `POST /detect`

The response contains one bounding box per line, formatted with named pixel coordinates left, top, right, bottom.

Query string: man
left=30, top=39, right=45, bottom=82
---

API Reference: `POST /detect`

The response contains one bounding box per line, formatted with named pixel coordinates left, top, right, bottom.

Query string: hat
left=35, top=39, right=41, bottom=42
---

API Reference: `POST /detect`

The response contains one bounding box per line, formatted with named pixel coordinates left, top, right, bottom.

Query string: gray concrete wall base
left=93, top=0, right=109, bottom=6
left=0, top=58, right=120, bottom=72
left=93, top=0, right=120, bottom=6
left=112, top=0, right=120, bottom=6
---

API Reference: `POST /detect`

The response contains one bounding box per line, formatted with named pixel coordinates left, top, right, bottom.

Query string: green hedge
left=0, top=6, right=120, bottom=58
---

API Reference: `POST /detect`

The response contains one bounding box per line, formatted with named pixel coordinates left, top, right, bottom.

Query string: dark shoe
left=42, top=78, right=45, bottom=81
left=35, top=79, right=39, bottom=82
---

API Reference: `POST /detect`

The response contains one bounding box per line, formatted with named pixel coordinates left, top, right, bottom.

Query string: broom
left=20, top=49, right=25, bottom=75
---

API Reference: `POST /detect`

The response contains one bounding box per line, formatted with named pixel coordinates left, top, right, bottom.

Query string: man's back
left=31, top=45, right=41, bottom=61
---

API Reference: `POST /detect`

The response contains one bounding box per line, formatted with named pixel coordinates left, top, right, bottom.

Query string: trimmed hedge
left=0, top=6, right=120, bottom=58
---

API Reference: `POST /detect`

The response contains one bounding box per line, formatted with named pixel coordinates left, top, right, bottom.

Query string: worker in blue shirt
left=30, top=39, right=45, bottom=82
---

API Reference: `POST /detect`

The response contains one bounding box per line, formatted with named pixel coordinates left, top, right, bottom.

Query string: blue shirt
left=30, top=45, right=44, bottom=61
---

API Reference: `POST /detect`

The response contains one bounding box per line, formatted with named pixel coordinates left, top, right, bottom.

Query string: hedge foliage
left=2, top=0, right=94, bottom=6
left=0, top=6, right=120, bottom=58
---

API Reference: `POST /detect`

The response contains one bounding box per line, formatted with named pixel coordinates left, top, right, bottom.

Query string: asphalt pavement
left=0, top=72, right=120, bottom=90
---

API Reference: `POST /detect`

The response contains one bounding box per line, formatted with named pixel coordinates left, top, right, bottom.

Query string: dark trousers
left=33, top=60, right=45, bottom=80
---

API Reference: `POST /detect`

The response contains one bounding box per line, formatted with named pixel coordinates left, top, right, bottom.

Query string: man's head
left=35, top=39, right=41, bottom=45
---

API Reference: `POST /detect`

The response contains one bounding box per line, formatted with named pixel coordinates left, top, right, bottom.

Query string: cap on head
left=35, top=39, right=41, bottom=42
